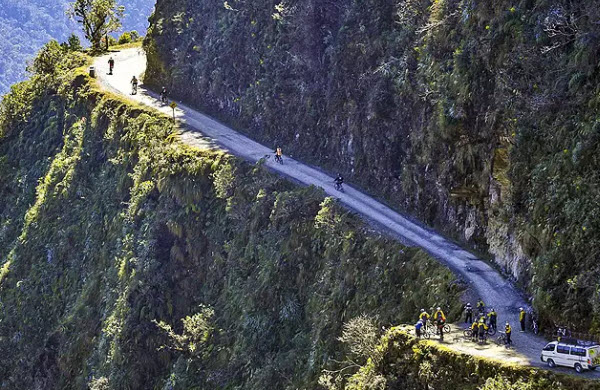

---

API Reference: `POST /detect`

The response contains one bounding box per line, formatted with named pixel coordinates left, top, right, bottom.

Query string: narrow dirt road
left=93, top=49, right=599, bottom=378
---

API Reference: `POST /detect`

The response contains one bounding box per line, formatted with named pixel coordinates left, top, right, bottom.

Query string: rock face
left=145, top=0, right=600, bottom=330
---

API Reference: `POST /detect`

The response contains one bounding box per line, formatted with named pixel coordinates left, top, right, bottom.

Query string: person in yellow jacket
left=487, top=308, right=497, bottom=331
left=471, top=321, right=478, bottom=342
left=419, top=309, right=430, bottom=331
left=519, top=307, right=526, bottom=332
left=505, top=322, right=512, bottom=346
left=477, top=320, right=489, bottom=343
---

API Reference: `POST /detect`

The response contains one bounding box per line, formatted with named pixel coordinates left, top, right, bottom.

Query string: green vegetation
left=320, top=327, right=600, bottom=390
left=144, top=0, right=600, bottom=333
left=0, top=45, right=463, bottom=389
left=68, top=0, right=125, bottom=51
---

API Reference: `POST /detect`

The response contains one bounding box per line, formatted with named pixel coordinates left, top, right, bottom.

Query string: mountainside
left=0, top=0, right=154, bottom=95
left=0, top=43, right=464, bottom=389
left=144, top=0, right=600, bottom=332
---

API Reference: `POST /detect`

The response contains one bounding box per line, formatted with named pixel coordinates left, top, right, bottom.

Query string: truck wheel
left=574, top=363, right=583, bottom=373
left=547, top=359, right=556, bottom=368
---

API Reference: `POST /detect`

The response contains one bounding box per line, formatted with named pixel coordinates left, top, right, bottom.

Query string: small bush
left=118, top=32, right=132, bottom=44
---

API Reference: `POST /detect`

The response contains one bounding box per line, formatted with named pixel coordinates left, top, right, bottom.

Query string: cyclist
left=478, top=320, right=488, bottom=343
left=487, top=308, right=497, bottom=331
left=433, top=307, right=446, bottom=340
left=131, top=76, right=138, bottom=95
left=419, top=309, right=430, bottom=331
left=471, top=320, right=478, bottom=342
left=274, top=147, right=283, bottom=164
left=464, top=302, right=473, bottom=324
left=477, top=298, right=485, bottom=316
left=160, top=87, right=168, bottom=103
left=519, top=307, right=526, bottom=332
left=415, top=319, right=424, bottom=339
left=505, top=322, right=512, bottom=346
left=334, top=174, right=344, bottom=191
left=108, top=57, right=115, bottom=75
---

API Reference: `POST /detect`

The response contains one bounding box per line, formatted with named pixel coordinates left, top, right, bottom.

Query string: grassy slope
left=0, top=46, right=463, bottom=389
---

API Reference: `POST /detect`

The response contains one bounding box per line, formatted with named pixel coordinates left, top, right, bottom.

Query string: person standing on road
left=464, top=302, right=473, bottom=324
left=477, top=298, right=485, bottom=315
left=487, top=308, right=497, bottom=331
left=505, top=322, right=512, bottom=346
left=478, top=320, right=488, bottom=343
left=519, top=307, right=526, bottom=332
left=415, top=319, right=424, bottom=339
left=433, top=307, right=446, bottom=341
left=471, top=321, right=478, bottom=342
left=419, top=309, right=430, bottom=331
left=108, top=57, right=115, bottom=75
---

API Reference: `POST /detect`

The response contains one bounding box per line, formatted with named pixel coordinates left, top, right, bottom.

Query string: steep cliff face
left=0, top=44, right=463, bottom=389
left=144, top=0, right=600, bottom=331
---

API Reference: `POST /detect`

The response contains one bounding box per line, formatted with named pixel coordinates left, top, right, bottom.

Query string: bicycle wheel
left=494, top=335, right=504, bottom=346
left=422, top=329, right=431, bottom=339
left=443, top=324, right=451, bottom=333
left=463, top=329, right=472, bottom=338
left=487, top=327, right=496, bottom=336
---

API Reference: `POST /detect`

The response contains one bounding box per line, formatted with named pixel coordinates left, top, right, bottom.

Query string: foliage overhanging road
left=94, top=48, right=600, bottom=377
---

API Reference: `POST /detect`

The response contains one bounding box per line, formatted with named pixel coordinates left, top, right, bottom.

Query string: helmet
left=436, top=307, right=441, bottom=311
left=506, top=321, right=509, bottom=325
left=420, top=309, right=425, bottom=313
left=519, top=307, right=523, bottom=310
left=466, top=302, right=471, bottom=306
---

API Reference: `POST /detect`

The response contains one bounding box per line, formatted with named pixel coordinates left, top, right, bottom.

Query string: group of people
left=415, top=307, right=448, bottom=340
left=415, top=299, right=532, bottom=347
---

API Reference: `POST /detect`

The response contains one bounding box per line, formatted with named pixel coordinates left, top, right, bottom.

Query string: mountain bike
left=494, top=332, right=513, bottom=348
left=132, top=84, right=138, bottom=95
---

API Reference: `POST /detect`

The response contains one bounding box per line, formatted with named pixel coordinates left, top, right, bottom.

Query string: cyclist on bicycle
left=160, top=86, right=168, bottom=103
left=334, top=174, right=344, bottom=191
left=131, top=76, right=138, bottom=95
left=274, top=147, right=283, bottom=163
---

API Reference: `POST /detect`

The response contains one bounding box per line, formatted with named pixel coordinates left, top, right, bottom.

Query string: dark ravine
left=144, top=0, right=600, bottom=331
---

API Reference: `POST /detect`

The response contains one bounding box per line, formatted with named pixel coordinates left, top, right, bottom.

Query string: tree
left=29, top=40, right=65, bottom=75
left=67, top=34, right=83, bottom=51
left=67, top=0, right=125, bottom=52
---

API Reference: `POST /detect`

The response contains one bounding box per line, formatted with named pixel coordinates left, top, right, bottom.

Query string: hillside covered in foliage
left=0, top=43, right=465, bottom=389
left=144, top=0, right=600, bottom=332
left=0, top=0, right=154, bottom=95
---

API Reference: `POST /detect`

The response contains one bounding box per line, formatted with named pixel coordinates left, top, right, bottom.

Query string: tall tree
left=67, top=0, right=124, bottom=51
